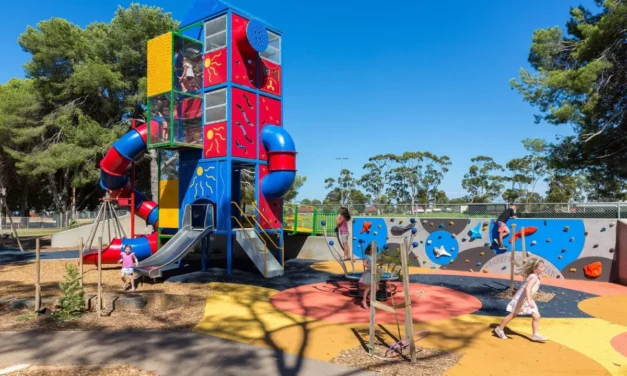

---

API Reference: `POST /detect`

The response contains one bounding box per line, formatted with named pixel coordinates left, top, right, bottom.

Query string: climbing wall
left=231, top=87, right=257, bottom=159
left=351, top=217, right=618, bottom=282
left=203, top=48, right=227, bottom=87
left=231, top=14, right=257, bottom=88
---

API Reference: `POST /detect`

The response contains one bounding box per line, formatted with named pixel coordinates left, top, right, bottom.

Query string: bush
left=57, top=263, right=85, bottom=320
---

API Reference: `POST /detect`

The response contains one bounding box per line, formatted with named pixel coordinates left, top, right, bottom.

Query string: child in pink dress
left=336, top=207, right=352, bottom=260
left=494, top=258, right=548, bottom=342
left=117, top=245, right=138, bottom=291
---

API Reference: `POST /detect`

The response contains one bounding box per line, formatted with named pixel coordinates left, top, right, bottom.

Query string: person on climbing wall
left=493, top=258, right=548, bottom=342
left=336, top=207, right=352, bottom=261
left=495, top=203, right=517, bottom=250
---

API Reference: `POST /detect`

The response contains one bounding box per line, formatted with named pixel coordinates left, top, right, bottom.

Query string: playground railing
left=248, top=201, right=285, bottom=268
left=304, top=202, right=627, bottom=219
left=283, top=202, right=339, bottom=235
left=233, top=201, right=281, bottom=251
left=230, top=215, right=268, bottom=277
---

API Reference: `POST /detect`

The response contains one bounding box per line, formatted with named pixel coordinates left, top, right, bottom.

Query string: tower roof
left=181, top=0, right=282, bottom=33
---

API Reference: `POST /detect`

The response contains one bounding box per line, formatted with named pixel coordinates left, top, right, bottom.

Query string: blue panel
left=261, top=171, right=295, bottom=202
left=246, top=19, right=268, bottom=52
left=178, top=149, right=202, bottom=227
left=100, top=170, right=128, bottom=191
left=351, top=218, right=388, bottom=258
left=424, top=230, right=460, bottom=265
left=121, top=236, right=152, bottom=260
left=112, top=129, right=145, bottom=161
left=181, top=0, right=230, bottom=28
left=488, top=219, right=585, bottom=271
left=133, top=189, right=146, bottom=210
left=147, top=207, right=159, bottom=227
left=216, top=161, right=230, bottom=231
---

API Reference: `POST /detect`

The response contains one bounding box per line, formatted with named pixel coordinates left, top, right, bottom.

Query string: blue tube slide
left=261, top=125, right=296, bottom=202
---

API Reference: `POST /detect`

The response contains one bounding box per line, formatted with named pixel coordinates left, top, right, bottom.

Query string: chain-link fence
left=296, top=202, right=627, bottom=219
left=0, top=209, right=131, bottom=235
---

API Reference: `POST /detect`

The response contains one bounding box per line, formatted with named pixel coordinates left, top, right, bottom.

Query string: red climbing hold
left=583, top=262, right=602, bottom=279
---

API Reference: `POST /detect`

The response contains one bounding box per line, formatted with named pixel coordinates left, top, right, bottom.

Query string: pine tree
left=57, top=263, right=85, bottom=320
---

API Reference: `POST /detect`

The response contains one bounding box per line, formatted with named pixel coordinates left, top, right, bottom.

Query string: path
left=0, top=331, right=374, bottom=376
left=0, top=250, right=78, bottom=264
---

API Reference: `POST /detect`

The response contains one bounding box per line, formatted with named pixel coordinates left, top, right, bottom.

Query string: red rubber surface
left=270, top=281, right=482, bottom=324
left=611, top=332, right=627, bottom=357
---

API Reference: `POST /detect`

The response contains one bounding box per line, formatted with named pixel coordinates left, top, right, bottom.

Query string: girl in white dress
left=493, top=258, right=549, bottom=342
left=358, top=244, right=381, bottom=309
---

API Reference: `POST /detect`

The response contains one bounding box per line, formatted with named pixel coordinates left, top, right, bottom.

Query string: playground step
left=234, top=228, right=283, bottom=278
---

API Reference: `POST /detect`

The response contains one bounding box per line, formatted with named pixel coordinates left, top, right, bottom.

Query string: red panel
left=203, top=122, right=227, bottom=159
left=175, top=97, right=202, bottom=120
left=231, top=87, right=257, bottom=159
left=203, top=48, right=227, bottom=87
left=260, top=58, right=281, bottom=96
left=231, top=14, right=256, bottom=88
left=257, top=165, right=282, bottom=229
left=258, top=96, right=282, bottom=160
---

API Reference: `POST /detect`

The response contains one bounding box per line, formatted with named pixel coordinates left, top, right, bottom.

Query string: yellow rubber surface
left=579, top=295, right=627, bottom=326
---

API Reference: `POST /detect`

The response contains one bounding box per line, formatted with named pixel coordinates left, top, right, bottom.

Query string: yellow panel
left=159, top=179, right=179, bottom=228
left=147, top=32, right=173, bottom=97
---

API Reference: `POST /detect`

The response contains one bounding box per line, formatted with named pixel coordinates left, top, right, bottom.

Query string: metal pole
left=35, top=238, right=41, bottom=312
left=98, top=236, right=103, bottom=317
left=79, top=237, right=84, bottom=288
left=509, top=224, right=517, bottom=294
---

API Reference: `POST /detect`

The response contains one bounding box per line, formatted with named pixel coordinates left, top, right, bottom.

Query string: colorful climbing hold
left=329, top=240, right=334, bottom=246
left=383, top=244, right=389, bottom=249
left=476, top=262, right=482, bottom=267
left=420, top=240, right=424, bottom=244
left=439, top=223, right=444, bottom=228
left=451, top=247, right=456, bottom=251
left=558, top=255, right=562, bottom=260
left=501, top=265, right=507, bottom=270
left=569, top=237, right=575, bottom=242
left=465, top=259, right=470, bottom=264
left=569, top=268, right=577, bottom=273
left=373, top=231, right=378, bottom=235
left=422, top=260, right=427, bottom=264
left=427, top=240, right=432, bottom=245
left=610, top=248, right=615, bottom=253
left=585, top=231, right=589, bottom=236
left=546, top=238, right=551, bottom=242
left=399, top=220, right=403, bottom=225
left=449, top=221, right=454, bottom=226
left=431, top=266, right=437, bottom=269
left=480, top=252, right=485, bottom=256
left=390, top=218, right=395, bottom=222
left=610, top=222, right=616, bottom=228
left=484, top=242, right=490, bottom=247
left=410, top=218, right=416, bottom=224
left=452, top=233, right=456, bottom=238
left=450, top=260, right=455, bottom=264
left=583, top=262, right=602, bottom=279
left=429, top=222, right=434, bottom=226
left=462, top=237, right=467, bottom=242
left=484, top=221, right=489, bottom=226
left=438, top=235, right=442, bottom=239
left=601, top=227, right=607, bottom=232
left=564, top=226, right=570, bottom=232
left=321, top=220, right=327, bottom=226
left=561, top=249, right=567, bottom=253
left=482, top=269, right=489, bottom=274
left=593, top=244, right=599, bottom=248
left=411, top=227, right=418, bottom=234
left=531, top=240, right=537, bottom=246
left=412, top=242, right=418, bottom=248
left=422, top=220, right=428, bottom=224
left=377, top=225, right=382, bottom=229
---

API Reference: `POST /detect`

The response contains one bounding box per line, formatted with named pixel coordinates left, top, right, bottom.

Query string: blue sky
left=0, top=0, right=599, bottom=201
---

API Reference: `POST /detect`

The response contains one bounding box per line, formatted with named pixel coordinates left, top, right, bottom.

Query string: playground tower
left=141, top=0, right=294, bottom=277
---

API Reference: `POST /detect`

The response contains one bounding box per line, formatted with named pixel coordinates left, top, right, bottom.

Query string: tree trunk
left=150, top=149, right=158, bottom=201
left=21, top=182, right=29, bottom=217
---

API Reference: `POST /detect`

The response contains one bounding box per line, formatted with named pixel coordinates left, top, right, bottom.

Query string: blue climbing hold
left=383, top=244, right=389, bottom=250
left=439, top=223, right=444, bottom=228
left=501, top=265, right=507, bottom=270
left=412, top=242, right=419, bottom=248
left=411, top=227, right=417, bottom=234
left=476, top=262, right=482, bottom=267
left=329, top=240, right=334, bottom=246
left=321, top=220, right=326, bottom=226
left=601, top=227, right=607, bottom=232
left=484, top=242, right=490, bottom=247
left=468, top=223, right=482, bottom=241
left=410, top=218, right=416, bottom=224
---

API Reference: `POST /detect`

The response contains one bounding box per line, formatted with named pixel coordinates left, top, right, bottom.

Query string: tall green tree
left=2, top=4, right=177, bottom=214
left=511, top=1, right=627, bottom=192
left=359, top=154, right=395, bottom=214
left=284, top=175, right=306, bottom=202
left=325, top=169, right=359, bottom=207
left=462, top=156, right=504, bottom=203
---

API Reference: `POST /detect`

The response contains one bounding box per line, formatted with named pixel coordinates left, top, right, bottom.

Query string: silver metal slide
left=135, top=204, right=214, bottom=279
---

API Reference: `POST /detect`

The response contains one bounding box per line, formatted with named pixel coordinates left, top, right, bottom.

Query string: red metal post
left=130, top=119, right=136, bottom=238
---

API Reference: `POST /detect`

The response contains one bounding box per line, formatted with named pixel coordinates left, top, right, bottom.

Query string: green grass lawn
left=6, top=228, right=62, bottom=237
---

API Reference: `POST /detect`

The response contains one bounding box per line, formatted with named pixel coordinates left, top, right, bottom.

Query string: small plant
left=68, top=219, right=80, bottom=229
left=16, top=313, right=36, bottom=322
left=57, top=263, right=85, bottom=321
left=377, top=247, right=404, bottom=281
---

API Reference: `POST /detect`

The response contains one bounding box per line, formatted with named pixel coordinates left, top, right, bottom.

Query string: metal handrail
left=247, top=202, right=282, bottom=249
left=231, top=216, right=267, bottom=278
left=232, top=201, right=281, bottom=251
